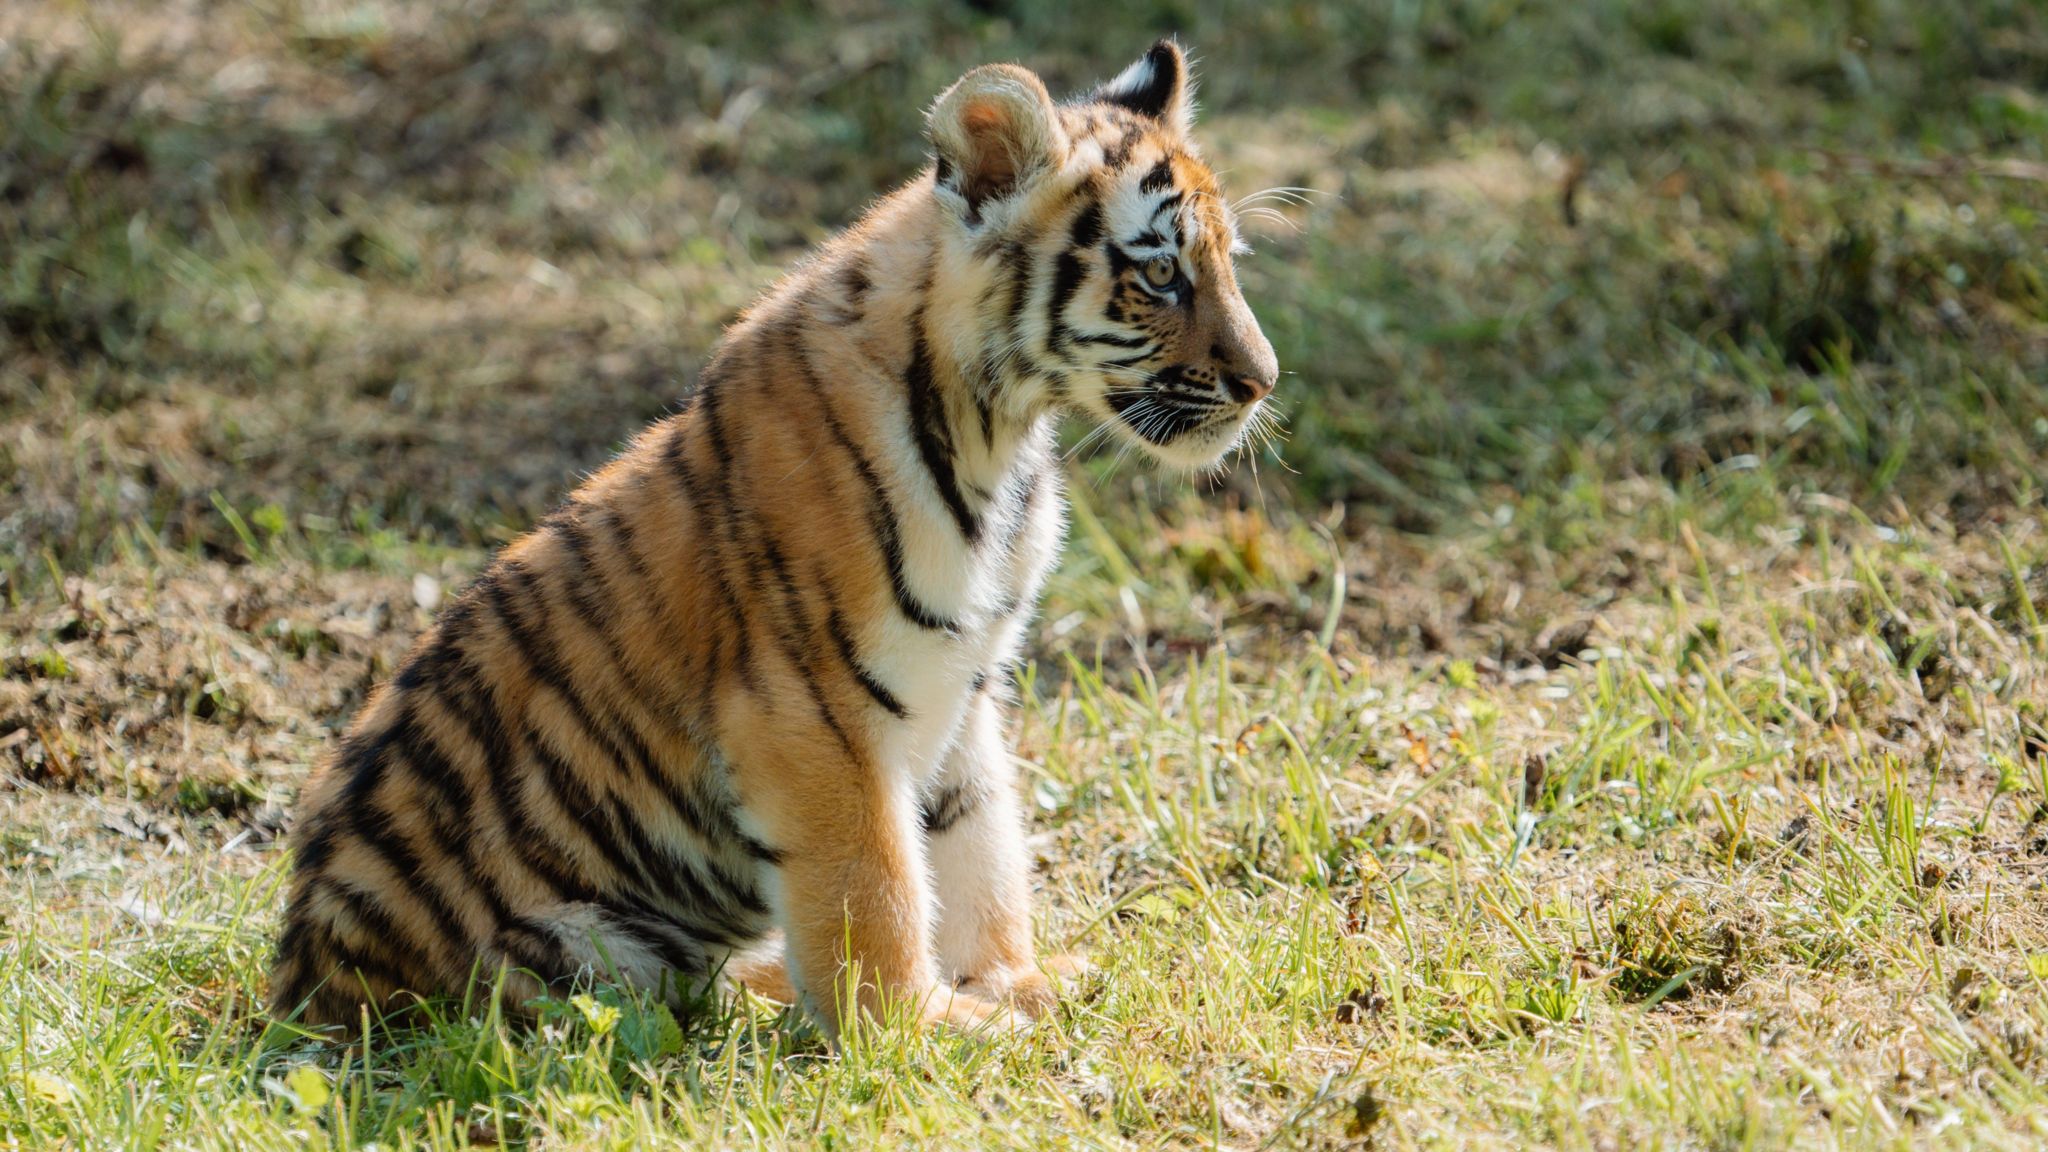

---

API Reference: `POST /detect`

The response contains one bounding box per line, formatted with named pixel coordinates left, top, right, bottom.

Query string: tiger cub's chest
left=866, top=462, right=1066, bottom=776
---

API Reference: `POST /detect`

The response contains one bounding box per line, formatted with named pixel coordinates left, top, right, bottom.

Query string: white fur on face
left=1053, top=167, right=1263, bottom=472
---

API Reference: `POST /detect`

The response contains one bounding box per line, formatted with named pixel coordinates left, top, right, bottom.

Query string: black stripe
left=599, top=795, right=710, bottom=918
left=610, top=818, right=700, bottom=919
left=1069, top=199, right=1104, bottom=248
left=311, top=936, right=413, bottom=1009
left=905, top=317, right=980, bottom=541
left=294, top=820, right=337, bottom=877
left=348, top=795, right=475, bottom=963
left=676, top=769, right=757, bottom=861
left=573, top=505, right=678, bottom=697
left=604, top=795, right=745, bottom=946
left=483, top=563, right=672, bottom=801
left=272, top=926, right=335, bottom=1016
left=540, top=511, right=623, bottom=636
left=735, top=831, right=780, bottom=864
left=1149, top=193, right=1185, bottom=231
left=378, top=706, right=502, bottom=922
left=389, top=725, right=509, bottom=920
left=419, top=638, right=594, bottom=904
left=663, top=416, right=758, bottom=688
left=824, top=597, right=907, bottom=718
left=546, top=513, right=651, bottom=670
left=840, top=258, right=871, bottom=302
left=921, top=782, right=983, bottom=836
left=334, top=713, right=477, bottom=964
left=692, top=375, right=757, bottom=590
left=697, top=369, right=864, bottom=760
left=1001, top=240, right=1033, bottom=342
left=515, top=720, right=654, bottom=896
left=325, top=876, right=406, bottom=948
left=1103, top=129, right=1135, bottom=169
left=1139, top=156, right=1175, bottom=194
left=388, top=707, right=472, bottom=816
left=393, top=715, right=564, bottom=977
left=315, top=874, right=426, bottom=989
left=1073, top=329, right=1150, bottom=348
left=596, top=905, right=711, bottom=976
left=704, top=853, right=770, bottom=916
left=973, top=387, right=995, bottom=450
left=325, top=873, right=405, bottom=947
left=602, top=505, right=655, bottom=586
left=694, top=379, right=774, bottom=605
left=462, top=580, right=657, bottom=899
left=693, top=769, right=784, bottom=864
left=1001, top=468, right=1045, bottom=562
left=1046, top=202, right=1101, bottom=357
left=541, top=510, right=757, bottom=857
left=274, top=913, right=314, bottom=983
left=790, top=353, right=956, bottom=634
left=492, top=924, right=574, bottom=989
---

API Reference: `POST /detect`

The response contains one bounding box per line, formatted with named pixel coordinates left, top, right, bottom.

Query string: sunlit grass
left=11, top=496, right=2048, bottom=1146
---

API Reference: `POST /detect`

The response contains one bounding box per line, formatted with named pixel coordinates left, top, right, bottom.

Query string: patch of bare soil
left=1, top=560, right=430, bottom=817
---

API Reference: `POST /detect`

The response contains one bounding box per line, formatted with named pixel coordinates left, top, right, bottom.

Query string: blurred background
left=5, top=0, right=2043, bottom=577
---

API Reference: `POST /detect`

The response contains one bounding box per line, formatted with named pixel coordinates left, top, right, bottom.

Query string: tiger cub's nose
left=1226, top=372, right=1274, bottom=404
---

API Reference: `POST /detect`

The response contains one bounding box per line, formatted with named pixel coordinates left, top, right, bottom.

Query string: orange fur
left=270, top=39, right=1275, bottom=1042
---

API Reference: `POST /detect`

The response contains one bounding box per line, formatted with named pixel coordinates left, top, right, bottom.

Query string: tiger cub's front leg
left=926, top=689, right=1080, bottom=1018
left=736, top=718, right=1024, bottom=1041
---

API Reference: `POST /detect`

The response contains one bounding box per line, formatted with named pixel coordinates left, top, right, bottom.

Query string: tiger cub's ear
left=927, top=63, right=1067, bottom=222
left=1091, top=39, right=1193, bottom=136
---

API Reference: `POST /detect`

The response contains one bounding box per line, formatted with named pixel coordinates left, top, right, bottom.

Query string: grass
left=4, top=0, right=2048, bottom=1147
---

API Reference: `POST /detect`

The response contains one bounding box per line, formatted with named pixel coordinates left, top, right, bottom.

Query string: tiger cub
left=271, top=38, right=1277, bottom=1039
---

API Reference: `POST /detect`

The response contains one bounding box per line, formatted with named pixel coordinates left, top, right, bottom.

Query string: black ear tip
left=1146, top=39, right=1184, bottom=73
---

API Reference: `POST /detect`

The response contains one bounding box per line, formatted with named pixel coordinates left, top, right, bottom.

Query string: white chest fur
left=864, top=427, right=1065, bottom=781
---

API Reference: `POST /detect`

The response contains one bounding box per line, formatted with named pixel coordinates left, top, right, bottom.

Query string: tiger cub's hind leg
left=270, top=908, right=558, bottom=1032
left=535, top=902, right=719, bottom=1008
left=719, top=935, right=799, bottom=1004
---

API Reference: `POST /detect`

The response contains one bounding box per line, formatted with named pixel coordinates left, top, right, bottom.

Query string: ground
left=4, top=0, right=2048, bottom=1148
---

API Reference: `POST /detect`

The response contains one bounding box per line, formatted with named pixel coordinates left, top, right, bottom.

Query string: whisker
left=1235, top=207, right=1302, bottom=234
left=1232, top=194, right=1304, bottom=214
left=1230, top=185, right=1329, bottom=211
left=1240, top=424, right=1268, bottom=507
left=1102, top=436, right=1140, bottom=483
left=1063, top=415, right=1126, bottom=461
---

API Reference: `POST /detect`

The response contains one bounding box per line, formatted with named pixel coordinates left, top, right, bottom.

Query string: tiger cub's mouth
left=1105, top=387, right=1229, bottom=446
left=1098, top=362, right=1268, bottom=468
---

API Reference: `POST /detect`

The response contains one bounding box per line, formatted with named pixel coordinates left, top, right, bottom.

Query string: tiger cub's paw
left=958, top=953, right=1090, bottom=1020
left=721, top=942, right=798, bottom=1004
left=924, top=986, right=1033, bottom=1037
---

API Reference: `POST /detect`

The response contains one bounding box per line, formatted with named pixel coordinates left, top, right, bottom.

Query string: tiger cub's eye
left=1142, top=255, right=1178, bottom=290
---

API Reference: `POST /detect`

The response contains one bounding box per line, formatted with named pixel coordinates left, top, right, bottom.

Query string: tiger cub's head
left=927, top=40, right=1279, bottom=471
